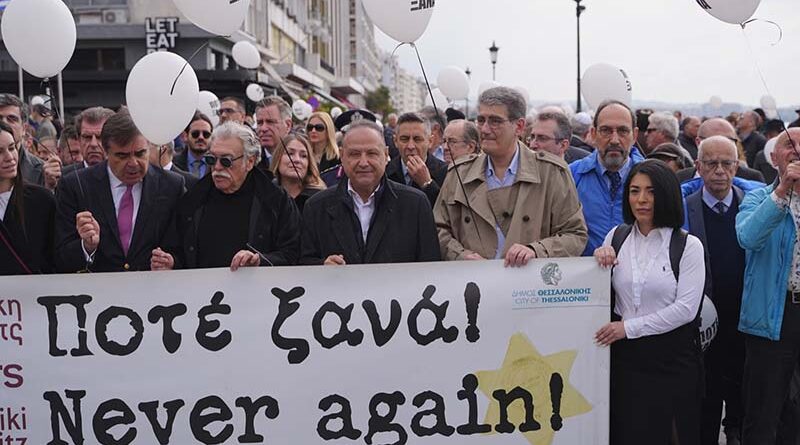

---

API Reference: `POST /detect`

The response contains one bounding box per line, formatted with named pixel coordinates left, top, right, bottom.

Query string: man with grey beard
left=569, top=100, right=646, bottom=255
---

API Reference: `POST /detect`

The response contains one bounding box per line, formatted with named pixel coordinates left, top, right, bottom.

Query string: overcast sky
left=374, top=0, right=799, bottom=110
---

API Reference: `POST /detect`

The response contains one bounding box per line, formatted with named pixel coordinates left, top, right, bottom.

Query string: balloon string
left=741, top=18, right=784, bottom=46
left=410, top=42, right=483, bottom=247
left=171, top=41, right=210, bottom=95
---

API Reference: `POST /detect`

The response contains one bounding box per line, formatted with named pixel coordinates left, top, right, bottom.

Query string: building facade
left=0, top=0, right=382, bottom=116
left=381, top=51, right=425, bottom=114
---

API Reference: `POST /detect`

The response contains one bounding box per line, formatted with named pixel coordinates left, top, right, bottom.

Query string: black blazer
left=300, top=177, right=440, bottom=265
left=0, top=184, right=55, bottom=275
left=177, top=168, right=301, bottom=268
left=54, top=163, right=185, bottom=272
left=167, top=164, right=199, bottom=190
left=61, top=161, right=86, bottom=178
left=19, top=149, right=44, bottom=186
left=676, top=165, right=765, bottom=184
left=385, top=154, right=447, bottom=207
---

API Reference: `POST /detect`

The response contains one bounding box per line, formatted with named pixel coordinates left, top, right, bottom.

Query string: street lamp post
left=575, top=0, right=586, bottom=112
left=489, top=41, right=499, bottom=81
left=465, top=66, right=472, bottom=118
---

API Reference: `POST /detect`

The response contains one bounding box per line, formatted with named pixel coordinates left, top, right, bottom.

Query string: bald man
left=676, top=118, right=765, bottom=183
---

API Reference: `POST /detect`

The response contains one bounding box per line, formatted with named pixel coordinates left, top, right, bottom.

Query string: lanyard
left=629, top=228, right=671, bottom=310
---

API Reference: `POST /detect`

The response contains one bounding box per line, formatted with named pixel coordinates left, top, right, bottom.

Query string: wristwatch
left=421, top=178, right=434, bottom=189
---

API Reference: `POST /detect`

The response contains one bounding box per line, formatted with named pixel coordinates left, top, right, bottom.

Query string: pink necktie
left=118, top=185, right=133, bottom=256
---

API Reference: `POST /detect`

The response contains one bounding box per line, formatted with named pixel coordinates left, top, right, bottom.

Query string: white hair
left=210, top=121, right=261, bottom=164
left=697, top=135, right=737, bottom=160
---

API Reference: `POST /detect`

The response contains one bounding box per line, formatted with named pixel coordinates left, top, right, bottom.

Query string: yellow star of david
left=475, top=333, right=592, bottom=445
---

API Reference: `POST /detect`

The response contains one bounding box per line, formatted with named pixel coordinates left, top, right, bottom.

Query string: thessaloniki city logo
left=540, top=263, right=562, bottom=286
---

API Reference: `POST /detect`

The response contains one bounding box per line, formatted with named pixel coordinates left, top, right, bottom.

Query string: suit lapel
left=363, top=183, right=396, bottom=262
left=686, top=191, right=707, bottom=247
left=92, top=165, right=122, bottom=251
left=327, top=188, right=363, bottom=261
left=386, top=158, right=405, bottom=185
left=128, top=170, right=157, bottom=257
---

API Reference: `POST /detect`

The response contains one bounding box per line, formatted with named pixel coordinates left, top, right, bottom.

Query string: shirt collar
left=487, top=146, right=520, bottom=179
left=702, top=186, right=734, bottom=209
left=163, top=161, right=174, bottom=171
left=347, top=179, right=380, bottom=205
left=633, top=223, right=670, bottom=240
left=107, top=166, right=140, bottom=188
left=187, top=150, right=203, bottom=164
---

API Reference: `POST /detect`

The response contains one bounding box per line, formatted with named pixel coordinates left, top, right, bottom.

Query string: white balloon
left=437, top=66, right=469, bottom=101
left=581, top=63, right=632, bottom=110
left=424, top=88, right=449, bottom=108
left=709, top=96, right=723, bottom=109
left=172, top=0, right=251, bottom=36
left=197, top=90, right=220, bottom=127
left=477, top=81, right=501, bottom=97
left=330, top=107, right=343, bottom=119
left=292, top=100, right=311, bottom=120
left=760, top=95, right=777, bottom=111
left=699, top=296, right=718, bottom=352
left=1, top=0, right=76, bottom=78
left=513, top=86, right=530, bottom=107
left=232, top=41, right=261, bottom=69
left=246, top=83, right=264, bottom=102
left=126, top=51, right=199, bottom=145
left=362, top=0, right=435, bottom=43
left=30, top=96, right=46, bottom=107
left=764, top=136, right=778, bottom=168
left=303, top=102, right=314, bottom=116
left=698, top=0, right=761, bottom=25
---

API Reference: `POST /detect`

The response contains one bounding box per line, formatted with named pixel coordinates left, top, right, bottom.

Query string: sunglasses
left=191, top=130, right=211, bottom=139
left=203, top=154, right=244, bottom=168
left=306, top=124, right=326, bottom=133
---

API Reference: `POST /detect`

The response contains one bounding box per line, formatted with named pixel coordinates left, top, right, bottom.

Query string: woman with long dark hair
left=0, top=120, right=55, bottom=275
left=594, top=159, right=705, bottom=444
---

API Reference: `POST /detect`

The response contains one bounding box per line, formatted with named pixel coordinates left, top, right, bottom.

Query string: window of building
left=66, top=48, right=125, bottom=71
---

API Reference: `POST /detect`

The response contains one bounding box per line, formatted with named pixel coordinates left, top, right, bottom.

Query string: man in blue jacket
left=570, top=100, right=644, bottom=255
left=736, top=127, right=800, bottom=443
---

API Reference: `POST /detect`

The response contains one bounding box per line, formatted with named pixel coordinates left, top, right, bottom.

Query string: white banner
left=0, top=258, right=609, bottom=445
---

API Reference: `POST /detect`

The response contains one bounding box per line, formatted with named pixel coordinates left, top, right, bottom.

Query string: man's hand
left=76, top=211, right=100, bottom=253
left=504, top=243, right=536, bottom=267
left=406, top=154, right=433, bottom=188
left=230, top=250, right=261, bottom=271
left=463, top=252, right=485, bottom=261
left=44, top=156, right=62, bottom=190
left=595, top=321, right=626, bottom=346
left=150, top=248, right=174, bottom=271
left=775, top=161, right=800, bottom=199
left=324, top=254, right=346, bottom=266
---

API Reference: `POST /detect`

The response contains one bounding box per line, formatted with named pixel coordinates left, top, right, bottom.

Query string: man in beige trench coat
left=433, top=87, right=588, bottom=266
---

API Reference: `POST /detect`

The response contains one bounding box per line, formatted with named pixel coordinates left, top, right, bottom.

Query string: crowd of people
left=1, top=86, right=799, bottom=444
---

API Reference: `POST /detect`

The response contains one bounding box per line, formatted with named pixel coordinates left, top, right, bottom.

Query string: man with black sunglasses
left=175, top=111, right=214, bottom=178
left=176, top=121, right=300, bottom=270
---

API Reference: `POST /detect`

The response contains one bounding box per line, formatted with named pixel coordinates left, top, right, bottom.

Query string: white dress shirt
left=603, top=224, right=705, bottom=339
left=82, top=168, right=143, bottom=258
left=0, top=188, right=12, bottom=221
left=347, top=180, right=379, bottom=243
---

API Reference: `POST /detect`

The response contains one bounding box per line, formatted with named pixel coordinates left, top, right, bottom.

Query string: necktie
left=714, top=201, right=727, bottom=214
left=606, top=171, right=622, bottom=201
left=190, top=159, right=204, bottom=177
left=118, top=185, right=134, bottom=256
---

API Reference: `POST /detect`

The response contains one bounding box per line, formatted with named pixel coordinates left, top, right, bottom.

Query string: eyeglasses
left=217, top=107, right=239, bottom=116
left=597, top=126, right=633, bottom=138
left=306, top=124, right=326, bottom=133
left=443, top=138, right=465, bottom=146
left=527, top=134, right=563, bottom=144
left=699, top=159, right=737, bottom=170
left=190, top=130, right=211, bottom=139
left=203, top=154, right=244, bottom=168
left=476, top=115, right=511, bottom=128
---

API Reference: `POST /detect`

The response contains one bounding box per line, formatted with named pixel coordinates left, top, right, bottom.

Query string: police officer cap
left=334, top=109, right=378, bottom=132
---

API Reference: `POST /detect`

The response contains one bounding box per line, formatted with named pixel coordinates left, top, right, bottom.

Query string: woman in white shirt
left=594, top=159, right=705, bottom=445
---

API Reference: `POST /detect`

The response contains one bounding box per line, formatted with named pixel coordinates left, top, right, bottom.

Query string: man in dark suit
left=55, top=110, right=184, bottom=273
left=149, top=140, right=198, bottom=190
left=737, top=111, right=767, bottom=168
left=176, top=121, right=300, bottom=270
left=61, top=106, right=115, bottom=177
left=174, top=111, right=213, bottom=178
left=301, top=119, right=440, bottom=265
left=683, top=136, right=762, bottom=445
left=385, top=112, right=447, bottom=206
left=677, top=118, right=765, bottom=183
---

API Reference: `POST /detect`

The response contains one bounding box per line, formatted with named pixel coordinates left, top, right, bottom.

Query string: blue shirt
left=400, top=161, right=412, bottom=185
left=486, top=147, right=520, bottom=259
left=432, top=145, right=445, bottom=162
left=186, top=150, right=207, bottom=177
